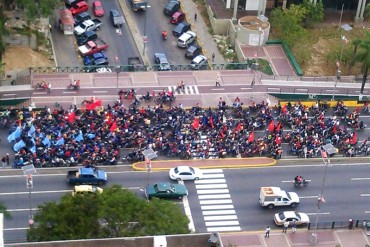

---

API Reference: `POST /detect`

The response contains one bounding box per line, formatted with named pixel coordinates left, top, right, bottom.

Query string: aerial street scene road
left=1, top=0, right=370, bottom=246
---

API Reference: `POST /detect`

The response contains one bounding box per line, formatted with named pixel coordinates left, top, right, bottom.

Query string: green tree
left=301, top=0, right=324, bottom=28
left=270, top=5, right=308, bottom=47
left=0, top=201, right=12, bottom=219
left=27, top=185, right=190, bottom=241
left=350, top=31, right=370, bottom=95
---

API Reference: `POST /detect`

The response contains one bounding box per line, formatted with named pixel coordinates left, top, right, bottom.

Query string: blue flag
left=13, top=140, right=26, bottom=152
left=30, top=145, right=36, bottom=154
left=42, top=136, right=51, bottom=148
left=87, top=133, right=96, bottom=139
left=55, top=137, right=65, bottom=146
left=74, top=131, right=83, bottom=142
left=7, top=127, right=22, bottom=142
left=58, top=130, right=62, bottom=138
left=27, top=125, right=36, bottom=137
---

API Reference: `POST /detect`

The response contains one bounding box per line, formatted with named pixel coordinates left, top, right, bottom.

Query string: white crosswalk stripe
left=195, top=169, right=241, bottom=233
left=168, top=85, right=200, bottom=95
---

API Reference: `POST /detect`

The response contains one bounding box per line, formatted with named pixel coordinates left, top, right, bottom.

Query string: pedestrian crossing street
left=195, top=169, right=241, bottom=232
left=168, top=85, right=199, bottom=95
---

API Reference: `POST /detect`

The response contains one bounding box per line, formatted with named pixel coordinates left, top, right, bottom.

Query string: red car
left=70, top=1, right=88, bottom=15
left=93, top=1, right=104, bottom=17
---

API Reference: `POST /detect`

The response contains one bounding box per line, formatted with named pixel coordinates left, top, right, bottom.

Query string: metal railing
left=308, top=219, right=370, bottom=230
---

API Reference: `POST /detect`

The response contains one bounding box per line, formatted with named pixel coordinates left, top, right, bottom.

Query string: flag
left=7, top=127, right=22, bottom=142
left=275, top=135, right=281, bottom=145
left=248, top=131, right=255, bottom=142
left=58, top=130, right=62, bottom=138
left=268, top=120, right=275, bottom=132
left=235, top=122, right=242, bottom=132
left=209, top=116, right=214, bottom=128
left=333, top=125, right=337, bottom=133
left=276, top=122, right=282, bottom=132
left=296, top=139, right=301, bottom=149
left=282, top=105, right=287, bottom=114
left=192, top=118, right=200, bottom=129
left=55, top=137, right=65, bottom=146
left=110, top=120, right=117, bottom=132
left=87, top=133, right=96, bottom=139
left=74, top=131, right=84, bottom=142
left=68, top=112, right=76, bottom=123
left=27, top=124, right=36, bottom=137
left=350, top=132, right=357, bottom=145
left=30, top=145, right=36, bottom=154
left=42, top=136, right=51, bottom=148
left=13, top=140, right=26, bottom=152
left=86, top=100, right=102, bottom=110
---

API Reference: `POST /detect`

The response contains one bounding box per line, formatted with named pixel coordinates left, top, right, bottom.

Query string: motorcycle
left=294, top=180, right=309, bottom=187
left=67, top=84, right=80, bottom=90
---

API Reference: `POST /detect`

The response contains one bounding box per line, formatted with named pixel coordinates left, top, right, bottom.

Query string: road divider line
left=240, top=88, right=251, bottom=90
left=93, top=91, right=108, bottom=93
left=3, top=94, right=16, bottom=96
left=299, top=196, right=319, bottom=199
left=7, top=208, right=38, bottom=212
left=352, top=178, right=370, bottom=181
left=306, top=212, right=330, bottom=215
left=0, top=190, right=71, bottom=196
left=62, top=91, right=77, bottom=94
left=361, top=194, right=370, bottom=197
left=211, top=88, right=225, bottom=91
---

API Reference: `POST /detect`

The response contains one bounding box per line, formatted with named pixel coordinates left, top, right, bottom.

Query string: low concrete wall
left=207, top=5, right=229, bottom=35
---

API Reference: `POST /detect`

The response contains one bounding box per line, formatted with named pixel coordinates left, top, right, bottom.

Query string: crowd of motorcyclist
left=4, top=96, right=369, bottom=169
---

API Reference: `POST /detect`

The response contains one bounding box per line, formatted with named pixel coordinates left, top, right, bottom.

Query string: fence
left=307, top=219, right=370, bottom=230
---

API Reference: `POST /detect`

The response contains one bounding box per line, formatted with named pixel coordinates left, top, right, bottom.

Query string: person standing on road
left=194, top=13, right=197, bottom=21
left=5, top=153, right=9, bottom=166
left=265, top=226, right=270, bottom=238
left=215, top=76, right=221, bottom=87
left=212, top=53, right=215, bottom=62
left=283, top=221, right=289, bottom=233
left=1, top=156, right=6, bottom=168
left=291, top=220, right=297, bottom=233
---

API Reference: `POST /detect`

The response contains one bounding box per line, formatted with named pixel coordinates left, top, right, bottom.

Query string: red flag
left=192, top=118, right=200, bottom=129
left=248, top=131, right=255, bottom=142
left=68, top=112, right=75, bottom=123
left=220, top=131, right=225, bottom=139
left=282, top=105, right=287, bottom=114
left=296, top=139, right=301, bottom=149
left=276, top=122, right=282, bottom=132
left=354, top=106, right=361, bottom=114
left=86, top=100, right=102, bottom=110
left=268, top=120, right=275, bottom=132
left=275, top=135, right=281, bottom=145
left=209, top=116, right=214, bottom=128
left=235, top=122, right=242, bottom=132
left=350, top=132, right=357, bottom=145
left=110, top=120, right=117, bottom=132
left=333, top=125, right=337, bottom=133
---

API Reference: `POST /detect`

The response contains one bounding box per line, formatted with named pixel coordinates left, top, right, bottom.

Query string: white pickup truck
left=74, top=19, right=102, bottom=36
left=259, top=187, right=300, bottom=209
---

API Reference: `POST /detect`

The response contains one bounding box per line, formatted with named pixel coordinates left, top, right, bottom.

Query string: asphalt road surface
left=2, top=161, right=370, bottom=243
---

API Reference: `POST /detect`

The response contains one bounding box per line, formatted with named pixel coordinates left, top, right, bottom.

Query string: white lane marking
left=201, top=205, right=234, bottom=210
left=194, top=86, right=199, bottom=94
left=204, top=215, right=238, bottom=221
left=196, top=184, right=228, bottom=189
left=197, top=189, right=230, bottom=194
left=306, top=212, right=330, bottom=215
left=183, top=196, right=195, bottom=232
left=202, top=210, right=236, bottom=215
left=282, top=180, right=312, bottom=183
left=0, top=190, right=71, bottom=196
left=33, top=92, right=47, bottom=95
left=93, top=91, right=108, bottom=93
left=202, top=169, right=223, bottom=173
left=211, top=88, right=225, bottom=91
left=3, top=94, right=16, bottom=96
left=7, top=208, right=38, bottom=212
left=4, top=227, right=29, bottom=231
left=207, top=226, right=241, bottom=232
left=299, top=196, right=319, bottom=199
left=198, top=194, right=231, bottom=200
left=62, top=91, right=77, bottom=94
left=205, top=221, right=239, bottom=226
left=360, top=194, right=370, bottom=197
left=200, top=199, right=233, bottom=205
left=240, top=88, right=251, bottom=90
left=195, top=179, right=226, bottom=184
left=201, top=174, right=225, bottom=179
left=352, top=178, right=370, bottom=181
left=364, top=211, right=370, bottom=214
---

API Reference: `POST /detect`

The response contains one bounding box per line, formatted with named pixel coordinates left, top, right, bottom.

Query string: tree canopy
left=27, top=185, right=190, bottom=242
left=351, top=31, right=370, bottom=95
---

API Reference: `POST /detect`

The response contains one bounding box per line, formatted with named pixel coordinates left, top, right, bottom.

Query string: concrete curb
left=132, top=157, right=277, bottom=171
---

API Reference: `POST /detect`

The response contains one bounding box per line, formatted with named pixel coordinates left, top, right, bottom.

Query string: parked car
left=83, top=51, right=107, bottom=66
left=177, top=31, right=196, bottom=48
left=190, top=55, right=207, bottom=70
left=154, top=53, right=171, bottom=71
left=69, top=1, right=89, bottom=15
left=185, top=45, right=201, bottom=59
left=73, top=19, right=102, bottom=36
left=274, top=211, right=310, bottom=226
left=110, top=9, right=125, bottom=27
left=72, top=185, right=103, bottom=196
left=76, top=30, right=97, bottom=46
left=93, top=0, right=104, bottom=17
left=65, top=0, right=84, bottom=8
left=74, top=11, right=91, bottom=26
left=170, top=11, right=185, bottom=24
left=163, top=0, right=180, bottom=16
left=172, top=22, right=190, bottom=36
left=169, top=166, right=202, bottom=181
left=145, top=182, right=188, bottom=199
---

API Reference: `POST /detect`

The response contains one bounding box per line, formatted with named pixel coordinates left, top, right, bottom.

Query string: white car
left=274, top=211, right=310, bottom=226
left=190, top=55, right=207, bottom=70
left=169, top=166, right=202, bottom=181
left=177, top=31, right=197, bottom=48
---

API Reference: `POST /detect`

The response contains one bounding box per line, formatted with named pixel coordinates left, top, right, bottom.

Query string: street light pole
left=26, top=174, right=34, bottom=226
left=115, top=56, right=120, bottom=89
left=310, top=144, right=336, bottom=245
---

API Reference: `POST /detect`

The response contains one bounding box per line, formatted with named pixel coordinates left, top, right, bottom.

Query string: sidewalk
left=180, top=1, right=225, bottom=65
left=220, top=229, right=370, bottom=247
left=132, top=157, right=276, bottom=171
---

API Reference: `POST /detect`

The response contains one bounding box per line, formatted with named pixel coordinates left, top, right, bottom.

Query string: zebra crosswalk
left=168, top=85, right=199, bottom=95
left=195, top=169, right=241, bottom=232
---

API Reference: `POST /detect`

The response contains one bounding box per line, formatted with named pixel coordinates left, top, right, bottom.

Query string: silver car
left=190, top=55, right=207, bottom=70
left=177, top=31, right=197, bottom=48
